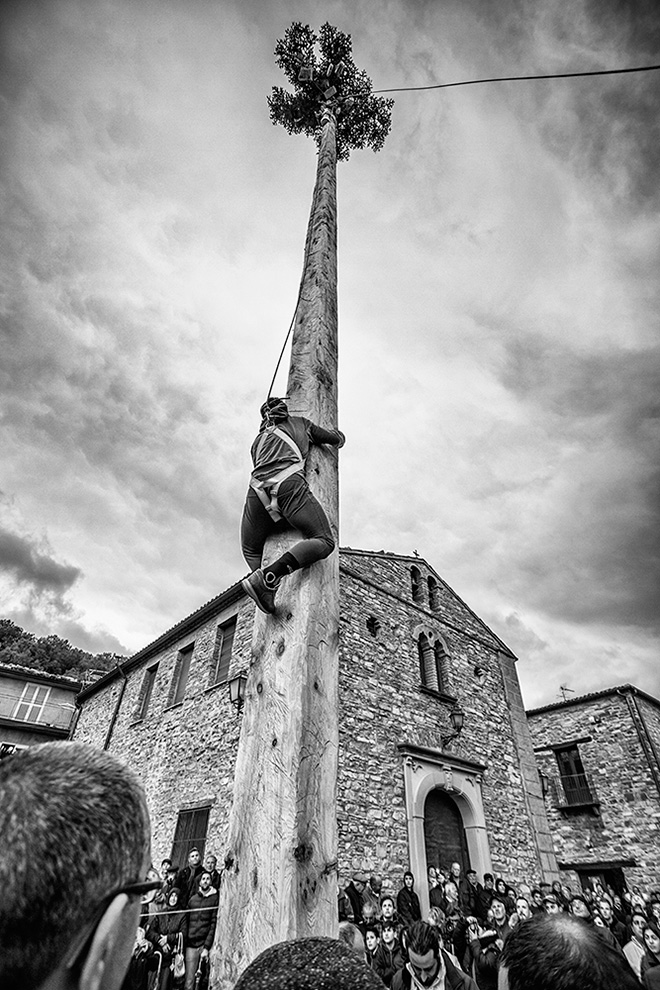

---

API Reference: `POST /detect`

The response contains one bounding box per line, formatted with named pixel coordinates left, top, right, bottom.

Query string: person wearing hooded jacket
left=397, top=872, right=422, bottom=929
left=240, top=397, right=345, bottom=615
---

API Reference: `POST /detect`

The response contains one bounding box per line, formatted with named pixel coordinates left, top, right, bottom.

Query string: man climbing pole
left=241, top=396, right=345, bottom=613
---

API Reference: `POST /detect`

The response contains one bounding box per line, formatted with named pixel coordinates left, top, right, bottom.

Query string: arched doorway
left=424, top=788, right=470, bottom=874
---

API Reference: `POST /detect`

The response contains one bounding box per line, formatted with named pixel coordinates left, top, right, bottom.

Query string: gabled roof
left=526, top=683, right=660, bottom=716
left=340, top=547, right=516, bottom=658
left=79, top=546, right=516, bottom=701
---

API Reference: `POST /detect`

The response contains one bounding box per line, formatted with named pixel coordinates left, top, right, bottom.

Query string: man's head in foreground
left=498, top=913, right=639, bottom=990
left=233, top=936, right=384, bottom=989
left=0, top=741, right=152, bottom=990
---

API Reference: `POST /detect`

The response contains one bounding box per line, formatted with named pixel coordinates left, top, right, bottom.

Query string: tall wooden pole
left=214, top=106, right=339, bottom=989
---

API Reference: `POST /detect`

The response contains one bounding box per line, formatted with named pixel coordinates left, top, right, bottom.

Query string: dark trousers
left=241, top=473, right=334, bottom=572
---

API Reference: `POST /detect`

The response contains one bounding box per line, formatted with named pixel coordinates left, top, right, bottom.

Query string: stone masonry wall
left=528, top=692, right=660, bottom=891
left=337, top=550, right=553, bottom=888
left=74, top=596, right=255, bottom=866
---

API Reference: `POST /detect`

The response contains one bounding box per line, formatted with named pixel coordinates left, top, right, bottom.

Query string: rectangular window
left=555, top=745, right=593, bottom=805
left=134, top=664, right=159, bottom=721
left=168, top=644, right=194, bottom=707
left=12, top=683, right=50, bottom=723
left=170, top=806, right=211, bottom=868
left=210, top=616, right=237, bottom=687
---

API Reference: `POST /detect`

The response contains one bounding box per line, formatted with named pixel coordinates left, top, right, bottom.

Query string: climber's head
left=260, top=397, right=289, bottom=425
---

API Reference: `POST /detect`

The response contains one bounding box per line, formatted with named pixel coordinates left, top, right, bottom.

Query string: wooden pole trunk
left=215, top=107, right=340, bottom=988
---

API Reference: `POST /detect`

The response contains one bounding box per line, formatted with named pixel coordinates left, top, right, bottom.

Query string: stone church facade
left=74, top=548, right=558, bottom=911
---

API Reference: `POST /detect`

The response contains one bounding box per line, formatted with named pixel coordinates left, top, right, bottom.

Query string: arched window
left=418, top=631, right=452, bottom=695
left=418, top=633, right=439, bottom=692
left=411, top=565, right=423, bottom=604
left=427, top=576, right=439, bottom=611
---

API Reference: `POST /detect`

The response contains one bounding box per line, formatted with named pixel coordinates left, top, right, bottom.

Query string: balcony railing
left=550, top=772, right=599, bottom=809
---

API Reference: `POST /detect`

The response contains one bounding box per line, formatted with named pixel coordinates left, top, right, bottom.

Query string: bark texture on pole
left=215, top=108, right=339, bottom=989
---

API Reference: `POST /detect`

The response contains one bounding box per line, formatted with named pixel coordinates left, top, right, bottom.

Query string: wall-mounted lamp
left=228, top=672, right=247, bottom=712
left=539, top=770, right=550, bottom=798
left=441, top=704, right=465, bottom=748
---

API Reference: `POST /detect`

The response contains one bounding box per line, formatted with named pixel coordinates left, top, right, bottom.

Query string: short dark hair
left=484, top=873, right=494, bottom=882
left=233, top=936, right=384, bottom=988
left=467, top=869, right=477, bottom=876
left=0, top=741, right=149, bottom=990
left=501, top=914, right=639, bottom=990
left=404, top=921, right=440, bottom=959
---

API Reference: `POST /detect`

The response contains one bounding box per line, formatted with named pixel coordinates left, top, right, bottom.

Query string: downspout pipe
left=103, top=663, right=128, bottom=751
left=618, top=687, right=660, bottom=801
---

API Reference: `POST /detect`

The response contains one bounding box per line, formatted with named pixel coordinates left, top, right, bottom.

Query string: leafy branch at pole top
left=267, top=22, right=394, bottom=161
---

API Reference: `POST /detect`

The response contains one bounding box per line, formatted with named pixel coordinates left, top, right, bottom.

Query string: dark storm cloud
left=0, top=526, right=81, bottom=592
left=499, top=337, right=660, bottom=631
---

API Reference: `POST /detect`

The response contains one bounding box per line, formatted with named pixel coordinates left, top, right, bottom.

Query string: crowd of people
left=337, top=862, right=660, bottom=988
left=3, top=741, right=659, bottom=990
left=122, top=849, right=221, bottom=990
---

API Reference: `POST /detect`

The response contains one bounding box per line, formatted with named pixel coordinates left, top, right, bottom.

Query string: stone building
left=527, top=685, right=660, bottom=894
left=0, top=662, right=80, bottom=757
left=74, top=547, right=558, bottom=910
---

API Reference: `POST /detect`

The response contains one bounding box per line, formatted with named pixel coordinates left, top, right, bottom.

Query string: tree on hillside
left=0, top=619, right=121, bottom=679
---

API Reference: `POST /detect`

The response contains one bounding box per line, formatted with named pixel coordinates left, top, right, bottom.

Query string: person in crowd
left=233, top=936, right=385, bottom=989
left=338, top=882, right=354, bottom=921
left=176, top=848, right=203, bottom=908
left=397, top=871, right=422, bottom=928
left=498, top=912, right=640, bottom=990
left=364, top=926, right=380, bottom=970
left=204, top=853, right=223, bottom=892
left=339, top=921, right=366, bottom=956
left=477, top=875, right=494, bottom=923
left=641, top=922, right=660, bottom=989
left=460, top=870, right=483, bottom=918
left=489, top=896, right=513, bottom=943
left=597, top=896, right=627, bottom=946
left=381, top=894, right=401, bottom=932
left=442, top=879, right=461, bottom=917
left=623, top=911, right=648, bottom=981
left=543, top=892, right=561, bottom=915
left=513, top=896, right=532, bottom=923
left=184, top=870, right=218, bottom=990
left=363, top=876, right=384, bottom=916
left=346, top=872, right=368, bottom=923
left=359, top=903, right=379, bottom=939
left=373, top=920, right=405, bottom=987
left=153, top=887, right=188, bottom=990
left=392, top=920, right=478, bottom=989
left=569, top=894, right=623, bottom=954
left=551, top=880, right=569, bottom=911
left=494, top=880, right=515, bottom=916
left=529, top=889, right=544, bottom=915
left=466, top=918, right=500, bottom=990
left=0, top=741, right=154, bottom=990
left=428, top=866, right=439, bottom=891
left=240, top=397, right=345, bottom=614
left=427, top=906, right=446, bottom=929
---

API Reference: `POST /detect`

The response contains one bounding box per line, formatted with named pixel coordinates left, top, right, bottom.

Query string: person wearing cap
left=240, top=397, right=345, bottom=614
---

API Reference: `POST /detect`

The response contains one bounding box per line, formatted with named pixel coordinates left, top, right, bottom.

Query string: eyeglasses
left=64, top=879, right=163, bottom=973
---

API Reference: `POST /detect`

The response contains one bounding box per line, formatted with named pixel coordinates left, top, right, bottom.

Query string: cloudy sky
left=1, top=0, right=658, bottom=708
